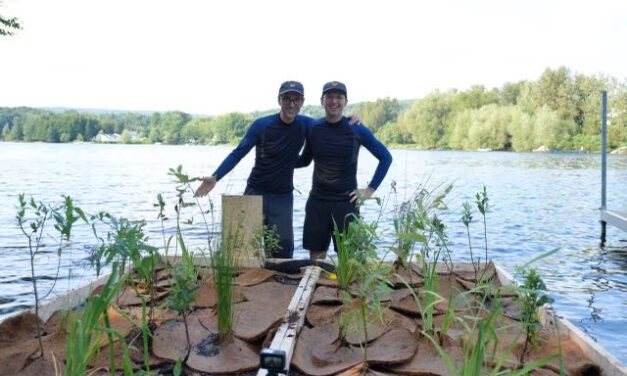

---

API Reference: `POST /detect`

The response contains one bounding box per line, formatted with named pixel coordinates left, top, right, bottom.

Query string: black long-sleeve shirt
left=296, top=116, right=393, bottom=201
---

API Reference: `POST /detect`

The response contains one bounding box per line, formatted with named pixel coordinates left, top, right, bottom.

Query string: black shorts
left=303, top=196, right=358, bottom=253
left=244, top=186, right=294, bottom=259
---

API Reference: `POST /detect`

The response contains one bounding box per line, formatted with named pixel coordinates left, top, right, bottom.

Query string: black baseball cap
left=322, top=81, right=347, bottom=97
left=278, top=81, right=304, bottom=96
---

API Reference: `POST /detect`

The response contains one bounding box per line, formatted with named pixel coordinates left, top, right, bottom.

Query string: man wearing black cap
left=297, top=81, right=393, bottom=260
left=195, top=81, right=359, bottom=259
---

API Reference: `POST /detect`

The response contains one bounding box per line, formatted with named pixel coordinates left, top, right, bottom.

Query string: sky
left=1, top=0, right=626, bottom=116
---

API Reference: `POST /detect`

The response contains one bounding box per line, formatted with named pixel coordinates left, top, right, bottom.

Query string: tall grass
left=64, top=263, right=124, bottom=376
left=212, top=242, right=237, bottom=341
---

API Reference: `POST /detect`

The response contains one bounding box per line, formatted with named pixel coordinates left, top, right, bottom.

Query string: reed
left=64, top=263, right=124, bottom=376
left=212, top=240, right=238, bottom=341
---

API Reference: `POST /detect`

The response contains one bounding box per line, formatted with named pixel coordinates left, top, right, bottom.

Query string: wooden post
left=600, top=91, right=607, bottom=247
left=221, top=195, right=263, bottom=265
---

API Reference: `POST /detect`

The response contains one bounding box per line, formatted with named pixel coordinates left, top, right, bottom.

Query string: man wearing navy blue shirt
left=195, top=81, right=359, bottom=259
left=297, top=81, right=393, bottom=260
left=195, top=81, right=308, bottom=258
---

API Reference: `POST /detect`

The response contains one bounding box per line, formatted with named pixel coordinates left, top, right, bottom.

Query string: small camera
left=260, top=348, right=287, bottom=374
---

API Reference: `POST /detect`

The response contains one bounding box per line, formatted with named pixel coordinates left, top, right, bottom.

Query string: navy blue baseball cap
left=322, top=81, right=347, bottom=97
left=278, top=81, right=304, bottom=96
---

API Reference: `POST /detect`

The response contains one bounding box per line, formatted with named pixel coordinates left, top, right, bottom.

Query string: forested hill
left=2, top=67, right=626, bottom=152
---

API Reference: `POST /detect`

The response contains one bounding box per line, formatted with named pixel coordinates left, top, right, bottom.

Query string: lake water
left=1, top=142, right=626, bottom=364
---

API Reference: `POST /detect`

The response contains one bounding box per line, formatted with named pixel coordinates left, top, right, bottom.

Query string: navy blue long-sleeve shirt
left=212, top=113, right=312, bottom=194
left=296, top=116, right=393, bottom=201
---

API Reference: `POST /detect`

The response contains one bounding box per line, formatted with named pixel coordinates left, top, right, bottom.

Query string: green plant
left=475, top=186, right=489, bottom=281
left=516, top=267, right=555, bottom=363
left=332, top=215, right=378, bottom=291
left=252, top=223, right=282, bottom=259
left=167, top=230, right=199, bottom=363
left=461, top=201, right=478, bottom=281
left=169, top=164, right=215, bottom=259
left=16, top=194, right=84, bottom=357
left=342, top=260, right=392, bottom=365
left=65, top=262, right=125, bottom=376
left=212, top=243, right=238, bottom=341
left=424, top=293, right=556, bottom=375
left=92, top=215, right=160, bottom=322
left=155, top=193, right=174, bottom=261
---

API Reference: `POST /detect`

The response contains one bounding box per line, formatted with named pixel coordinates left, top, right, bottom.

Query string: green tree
left=1, top=124, right=9, bottom=140
left=498, top=81, right=527, bottom=105
left=211, top=112, right=252, bottom=144
left=119, top=129, right=131, bottom=144
left=9, top=122, right=23, bottom=141
left=375, top=121, right=411, bottom=144
left=398, top=90, right=453, bottom=149
left=0, top=7, right=20, bottom=36
left=573, top=74, right=606, bottom=135
left=355, top=97, right=401, bottom=133
left=532, top=105, right=574, bottom=149
left=506, top=106, right=534, bottom=151
left=452, top=85, right=499, bottom=112
left=181, top=117, right=214, bottom=144
left=532, top=67, right=578, bottom=124
left=449, top=105, right=511, bottom=150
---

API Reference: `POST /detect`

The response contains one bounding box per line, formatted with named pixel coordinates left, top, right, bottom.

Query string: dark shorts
left=303, top=196, right=358, bottom=253
left=244, top=186, right=294, bottom=259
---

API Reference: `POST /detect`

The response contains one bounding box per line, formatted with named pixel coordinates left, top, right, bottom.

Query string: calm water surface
left=1, top=142, right=626, bottom=364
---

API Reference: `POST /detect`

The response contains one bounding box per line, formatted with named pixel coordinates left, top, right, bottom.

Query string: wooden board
left=222, top=195, right=263, bottom=264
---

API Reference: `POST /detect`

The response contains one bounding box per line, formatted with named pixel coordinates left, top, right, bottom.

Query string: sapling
left=461, top=201, right=478, bottom=281
left=475, top=186, right=489, bottom=281
left=92, top=215, right=160, bottom=322
left=168, top=164, right=215, bottom=259
left=167, top=228, right=199, bottom=363
left=16, top=194, right=84, bottom=357
left=517, top=267, right=554, bottom=364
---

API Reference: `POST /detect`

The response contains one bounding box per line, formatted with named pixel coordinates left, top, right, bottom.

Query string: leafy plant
left=169, top=164, right=215, bottom=259
left=167, top=230, right=199, bottom=363
left=341, top=260, right=392, bottom=364
left=475, top=186, right=489, bottom=281
left=252, top=223, right=282, bottom=259
left=424, top=292, right=556, bottom=376
left=65, top=262, right=125, bottom=376
left=461, top=201, right=478, bottom=281
left=91, top=215, right=160, bottom=322
left=332, top=215, right=378, bottom=292
left=16, top=194, right=85, bottom=357
left=516, top=267, right=555, bottom=363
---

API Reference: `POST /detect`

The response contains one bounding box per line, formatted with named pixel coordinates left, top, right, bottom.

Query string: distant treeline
left=2, top=67, right=626, bottom=151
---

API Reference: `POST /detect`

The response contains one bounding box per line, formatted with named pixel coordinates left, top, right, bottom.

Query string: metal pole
left=600, top=91, right=607, bottom=247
